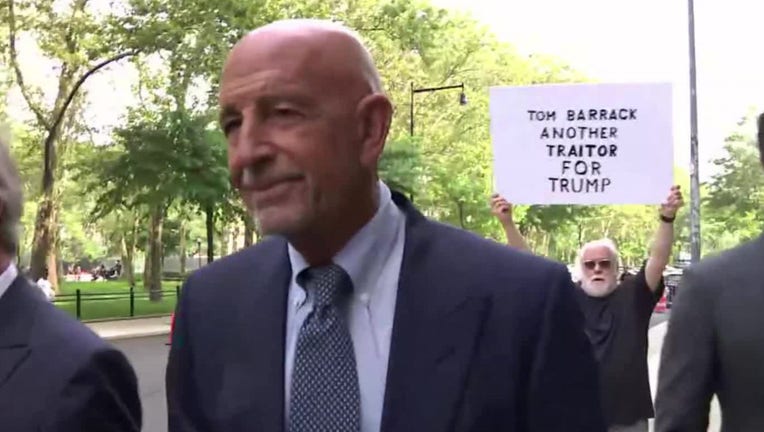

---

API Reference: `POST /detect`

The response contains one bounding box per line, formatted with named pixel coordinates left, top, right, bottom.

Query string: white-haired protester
left=491, top=186, right=684, bottom=432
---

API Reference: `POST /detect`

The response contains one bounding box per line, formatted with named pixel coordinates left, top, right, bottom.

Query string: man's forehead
left=583, top=246, right=613, bottom=258
left=220, top=39, right=321, bottom=106
left=219, top=71, right=303, bottom=106
left=222, top=31, right=357, bottom=92
left=223, top=33, right=318, bottom=77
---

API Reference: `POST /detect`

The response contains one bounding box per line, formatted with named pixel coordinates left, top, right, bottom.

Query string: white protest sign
left=490, top=82, right=673, bottom=205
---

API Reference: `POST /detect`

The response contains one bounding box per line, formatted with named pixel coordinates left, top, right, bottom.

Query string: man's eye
left=273, top=107, right=301, bottom=117
left=222, top=119, right=241, bottom=135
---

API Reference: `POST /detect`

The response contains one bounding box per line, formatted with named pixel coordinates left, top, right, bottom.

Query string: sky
left=431, top=0, right=764, bottom=179
left=8, top=0, right=763, bottom=181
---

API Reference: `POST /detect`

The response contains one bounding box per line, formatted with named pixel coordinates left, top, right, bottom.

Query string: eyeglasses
left=583, top=259, right=612, bottom=271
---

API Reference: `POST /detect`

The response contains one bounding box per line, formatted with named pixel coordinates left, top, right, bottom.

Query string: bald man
left=166, top=19, right=605, bottom=432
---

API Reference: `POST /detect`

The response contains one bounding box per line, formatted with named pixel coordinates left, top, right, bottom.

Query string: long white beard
left=580, top=279, right=617, bottom=298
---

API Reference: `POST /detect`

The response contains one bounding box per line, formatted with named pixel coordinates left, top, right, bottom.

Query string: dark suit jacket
left=655, top=234, right=764, bottom=432
left=0, top=275, right=142, bottom=432
left=166, top=193, right=605, bottom=432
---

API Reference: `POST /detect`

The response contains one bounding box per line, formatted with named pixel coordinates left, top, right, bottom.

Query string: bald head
left=223, top=19, right=383, bottom=99
left=219, top=19, right=393, bottom=264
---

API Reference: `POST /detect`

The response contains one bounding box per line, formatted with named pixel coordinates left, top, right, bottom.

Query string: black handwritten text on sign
left=527, top=108, right=638, bottom=194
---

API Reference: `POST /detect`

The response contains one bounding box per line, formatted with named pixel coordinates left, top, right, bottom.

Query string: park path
left=87, top=316, right=171, bottom=340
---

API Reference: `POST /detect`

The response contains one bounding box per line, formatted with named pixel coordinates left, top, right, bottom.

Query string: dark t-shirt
left=575, top=264, right=664, bottom=426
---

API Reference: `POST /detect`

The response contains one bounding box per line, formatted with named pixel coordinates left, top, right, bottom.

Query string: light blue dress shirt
left=0, top=263, right=18, bottom=300
left=285, top=181, right=406, bottom=432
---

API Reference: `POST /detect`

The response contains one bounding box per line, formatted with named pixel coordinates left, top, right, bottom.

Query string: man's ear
left=356, top=94, right=393, bottom=169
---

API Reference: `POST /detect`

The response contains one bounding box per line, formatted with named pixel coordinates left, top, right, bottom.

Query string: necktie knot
left=297, top=264, right=352, bottom=308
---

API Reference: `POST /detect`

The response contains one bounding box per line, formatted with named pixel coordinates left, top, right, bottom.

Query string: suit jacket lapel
left=381, top=193, right=490, bottom=432
left=0, top=277, right=36, bottom=390
left=214, top=239, right=290, bottom=432
left=243, top=239, right=290, bottom=432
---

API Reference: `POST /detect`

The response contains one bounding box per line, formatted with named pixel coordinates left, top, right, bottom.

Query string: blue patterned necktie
left=288, top=264, right=361, bottom=432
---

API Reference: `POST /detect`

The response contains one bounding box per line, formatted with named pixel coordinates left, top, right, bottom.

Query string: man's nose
left=232, top=112, right=276, bottom=163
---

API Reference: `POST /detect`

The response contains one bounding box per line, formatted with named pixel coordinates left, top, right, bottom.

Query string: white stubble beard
left=580, top=279, right=618, bottom=298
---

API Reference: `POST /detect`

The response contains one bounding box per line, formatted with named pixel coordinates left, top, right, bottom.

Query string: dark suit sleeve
left=166, top=279, right=207, bottom=432
left=654, top=267, right=716, bottom=432
left=43, top=347, right=142, bottom=432
left=527, top=265, right=606, bottom=432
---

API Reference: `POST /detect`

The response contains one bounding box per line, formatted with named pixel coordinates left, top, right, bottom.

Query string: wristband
left=660, top=214, right=675, bottom=223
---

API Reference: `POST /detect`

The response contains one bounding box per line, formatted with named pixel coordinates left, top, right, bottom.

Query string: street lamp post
left=409, top=82, right=467, bottom=136
left=688, top=0, right=702, bottom=263
left=407, top=82, right=468, bottom=204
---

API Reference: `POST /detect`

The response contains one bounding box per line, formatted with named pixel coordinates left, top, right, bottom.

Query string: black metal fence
left=52, top=285, right=181, bottom=320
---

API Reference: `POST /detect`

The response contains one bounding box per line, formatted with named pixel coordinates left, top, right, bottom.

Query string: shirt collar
left=287, top=180, right=403, bottom=300
left=0, top=262, right=19, bottom=301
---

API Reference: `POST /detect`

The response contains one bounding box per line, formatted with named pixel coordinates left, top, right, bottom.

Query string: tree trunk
left=254, top=221, right=262, bottom=243
left=205, top=205, right=214, bottom=264
left=128, top=216, right=138, bottom=285
left=46, top=202, right=60, bottom=292
left=548, top=234, right=557, bottom=260
left=243, top=213, right=255, bottom=247
left=27, top=66, right=81, bottom=283
left=143, top=237, right=151, bottom=290
left=148, top=204, right=164, bottom=301
left=456, top=200, right=466, bottom=229
left=15, top=235, right=23, bottom=269
left=179, top=221, right=187, bottom=275
left=20, top=56, right=136, bottom=280
left=49, top=209, right=62, bottom=292
left=231, top=224, right=240, bottom=252
left=29, top=191, right=61, bottom=291
left=47, top=248, right=58, bottom=294
left=220, top=226, right=230, bottom=257
left=29, top=192, right=56, bottom=281
left=21, top=66, right=69, bottom=283
left=121, top=232, right=136, bottom=287
left=55, top=251, right=63, bottom=289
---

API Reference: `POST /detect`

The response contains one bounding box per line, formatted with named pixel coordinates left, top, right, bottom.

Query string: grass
left=54, top=278, right=182, bottom=321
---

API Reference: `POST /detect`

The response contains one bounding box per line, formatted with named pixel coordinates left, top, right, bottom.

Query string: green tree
left=6, top=0, right=610, bottom=285
left=5, top=0, right=142, bottom=284
left=703, top=113, right=764, bottom=249
left=91, top=108, right=186, bottom=299
left=379, top=135, right=424, bottom=199
left=90, top=107, right=232, bottom=298
left=177, top=121, right=235, bottom=264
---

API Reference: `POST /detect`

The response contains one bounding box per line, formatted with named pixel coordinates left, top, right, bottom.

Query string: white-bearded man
left=491, top=186, right=684, bottom=432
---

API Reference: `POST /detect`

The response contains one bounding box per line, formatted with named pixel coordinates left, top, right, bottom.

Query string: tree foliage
left=4, top=0, right=760, bottom=290
left=702, top=113, right=764, bottom=247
